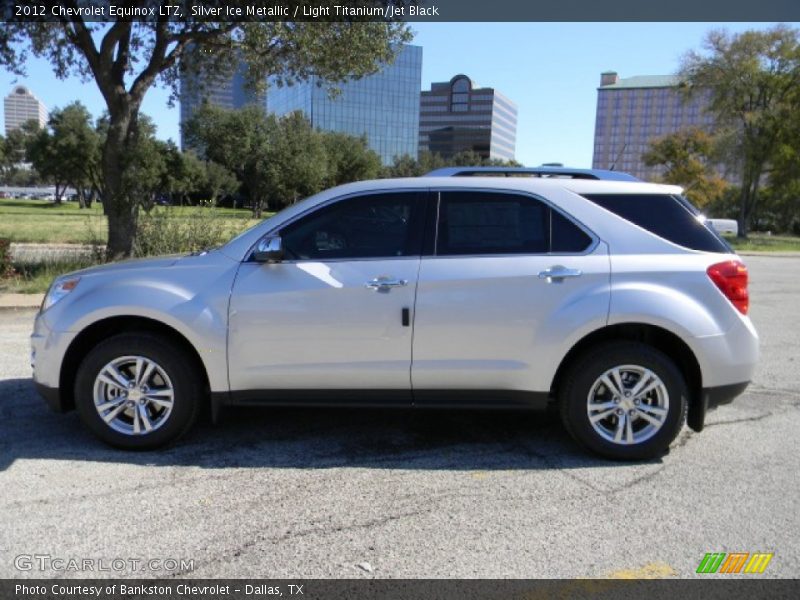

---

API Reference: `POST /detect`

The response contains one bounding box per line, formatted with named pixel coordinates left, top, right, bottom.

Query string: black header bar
left=2, top=0, right=800, bottom=22
left=3, top=579, right=800, bottom=600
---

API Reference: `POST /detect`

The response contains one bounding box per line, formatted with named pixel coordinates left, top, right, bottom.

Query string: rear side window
left=436, top=191, right=593, bottom=256
left=582, top=194, right=730, bottom=253
left=551, top=210, right=593, bottom=253
left=438, top=192, right=548, bottom=255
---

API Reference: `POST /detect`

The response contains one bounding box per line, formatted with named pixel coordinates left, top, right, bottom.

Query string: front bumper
left=35, top=381, right=68, bottom=413
left=31, top=312, right=77, bottom=411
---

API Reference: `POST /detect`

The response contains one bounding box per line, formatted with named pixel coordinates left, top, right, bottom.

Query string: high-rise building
left=592, top=71, right=715, bottom=181
left=419, top=75, right=517, bottom=162
left=268, top=44, right=422, bottom=165
left=179, top=61, right=265, bottom=150
left=4, top=86, right=48, bottom=134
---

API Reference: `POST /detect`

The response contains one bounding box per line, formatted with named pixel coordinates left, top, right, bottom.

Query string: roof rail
left=423, top=166, right=640, bottom=182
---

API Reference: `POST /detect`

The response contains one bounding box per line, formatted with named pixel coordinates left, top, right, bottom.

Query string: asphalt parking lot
left=1, top=255, right=798, bottom=579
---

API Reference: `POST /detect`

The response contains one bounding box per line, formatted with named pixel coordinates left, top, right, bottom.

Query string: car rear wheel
left=74, top=333, right=201, bottom=449
left=559, top=342, right=687, bottom=460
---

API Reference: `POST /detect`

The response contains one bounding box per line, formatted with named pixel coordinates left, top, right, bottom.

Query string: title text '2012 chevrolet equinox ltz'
left=31, top=167, right=758, bottom=460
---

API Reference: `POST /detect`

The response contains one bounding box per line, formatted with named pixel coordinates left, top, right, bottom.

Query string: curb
left=737, top=251, right=800, bottom=257
left=0, top=293, right=44, bottom=311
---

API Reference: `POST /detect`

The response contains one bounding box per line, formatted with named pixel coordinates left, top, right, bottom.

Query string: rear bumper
left=688, top=381, right=750, bottom=432
left=705, top=381, right=749, bottom=409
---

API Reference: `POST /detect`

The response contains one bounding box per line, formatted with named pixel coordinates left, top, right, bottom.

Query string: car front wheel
left=559, top=342, right=687, bottom=460
left=74, top=333, right=201, bottom=450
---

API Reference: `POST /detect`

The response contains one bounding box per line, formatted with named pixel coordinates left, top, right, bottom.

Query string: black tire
left=559, top=341, right=687, bottom=460
left=74, top=332, right=202, bottom=450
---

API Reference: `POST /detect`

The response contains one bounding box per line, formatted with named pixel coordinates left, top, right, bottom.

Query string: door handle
left=365, top=277, right=408, bottom=291
left=538, top=266, right=582, bottom=281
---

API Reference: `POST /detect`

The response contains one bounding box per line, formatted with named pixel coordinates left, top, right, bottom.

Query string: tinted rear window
left=438, top=192, right=548, bottom=255
left=582, top=194, right=730, bottom=253
left=435, top=191, right=593, bottom=255
left=551, top=210, right=593, bottom=253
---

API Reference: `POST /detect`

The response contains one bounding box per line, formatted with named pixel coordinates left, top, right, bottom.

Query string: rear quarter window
left=582, top=194, right=731, bottom=253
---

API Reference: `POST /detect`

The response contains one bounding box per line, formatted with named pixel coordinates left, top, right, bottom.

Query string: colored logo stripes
left=696, top=552, right=773, bottom=574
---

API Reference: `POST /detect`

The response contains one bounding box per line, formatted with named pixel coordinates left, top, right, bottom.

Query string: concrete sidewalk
left=0, top=293, right=43, bottom=310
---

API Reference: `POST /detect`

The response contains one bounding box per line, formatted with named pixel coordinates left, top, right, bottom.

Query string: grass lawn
left=725, top=233, right=800, bottom=253
left=0, top=259, right=99, bottom=294
left=0, top=198, right=262, bottom=244
left=0, top=198, right=266, bottom=294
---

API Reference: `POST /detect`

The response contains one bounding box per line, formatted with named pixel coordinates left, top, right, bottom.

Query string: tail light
left=707, top=260, right=749, bottom=315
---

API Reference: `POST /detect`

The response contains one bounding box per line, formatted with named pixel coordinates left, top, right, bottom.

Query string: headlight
left=41, top=277, right=81, bottom=312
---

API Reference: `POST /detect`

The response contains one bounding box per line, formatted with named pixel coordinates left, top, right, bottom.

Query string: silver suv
left=31, top=167, right=758, bottom=459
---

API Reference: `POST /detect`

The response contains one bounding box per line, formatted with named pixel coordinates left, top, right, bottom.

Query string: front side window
left=280, top=192, right=423, bottom=260
left=436, top=191, right=593, bottom=256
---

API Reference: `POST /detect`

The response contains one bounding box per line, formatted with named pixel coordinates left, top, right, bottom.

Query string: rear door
left=411, top=189, right=610, bottom=400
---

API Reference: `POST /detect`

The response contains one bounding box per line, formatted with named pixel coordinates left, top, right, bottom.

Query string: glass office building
left=268, top=44, right=422, bottom=165
left=592, top=71, right=716, bottom=181
left=419, top=74, right=518, bottom=161
left=179, top=60, right=265, bottom=150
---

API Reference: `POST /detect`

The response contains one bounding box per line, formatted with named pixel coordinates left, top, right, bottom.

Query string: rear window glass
left=582, top=194, right=730, bottom=253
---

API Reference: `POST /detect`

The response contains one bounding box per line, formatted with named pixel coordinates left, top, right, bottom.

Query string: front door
left=228, top=191, right=427, bottom=398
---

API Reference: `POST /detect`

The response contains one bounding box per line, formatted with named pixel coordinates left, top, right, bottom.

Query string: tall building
left=419, top=75, right=517, bottom=162
left=179, top=61, right=265, bottom=150
left=268, top=44, right=422, bottom=165
left=4, top=86, right=48, bottom=134
left=592, top=71, right=715, bottom=181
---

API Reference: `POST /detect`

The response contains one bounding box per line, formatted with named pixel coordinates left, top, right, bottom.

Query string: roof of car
left=424, top=166, right=641, bottom=181
left=335, top=176, right=684, bottom=196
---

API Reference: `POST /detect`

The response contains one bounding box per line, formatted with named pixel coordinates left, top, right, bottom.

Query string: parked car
left=32, top=167, right=758, bottom=459
left=706, top=218, right=738, bottom=236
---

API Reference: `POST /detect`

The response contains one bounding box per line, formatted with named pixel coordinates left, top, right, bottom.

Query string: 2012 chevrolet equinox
left=31, top=167, right=758, bottom=459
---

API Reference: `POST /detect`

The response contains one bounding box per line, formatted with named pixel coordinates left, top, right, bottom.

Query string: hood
left=68, top=254, right=185, bottom=278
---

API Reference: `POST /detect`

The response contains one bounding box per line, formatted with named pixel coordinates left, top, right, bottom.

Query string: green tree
left=642, top=128, right=729, bottom=208
left=680, top=25, right=800, bottom=236
left=185, top=104, right=278, bottom=218
left=0, top=135, right=5, bottom=183
left=27, top=128, right=67, bottom=202
left=200, top=159, right=239, bottom=207
left=267, top=111, right=329, bottom=208
left=38, top=102, right=102, bottom=207
left=154, top=141, right=203, bottom=208
left=384, top=150, right=521, bottom=178
left=1, top=12, right=411, bottom=258
left=0, top=121, right=39, bottom=184
left=384, top=151, right=448, bottom=177
left=322, top=132, right=382, bottom=187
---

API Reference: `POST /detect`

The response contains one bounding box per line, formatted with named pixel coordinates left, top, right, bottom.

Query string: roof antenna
left=609, top=143, right=627, bottom=171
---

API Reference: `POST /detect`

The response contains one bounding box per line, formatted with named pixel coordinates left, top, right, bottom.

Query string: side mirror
left=253, top=236, right=284, bottom=263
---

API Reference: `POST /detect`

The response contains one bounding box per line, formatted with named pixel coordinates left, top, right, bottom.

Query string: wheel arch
left=59, top=315, right=211, bottom=413
left=550, top=323, right=703, bottom=430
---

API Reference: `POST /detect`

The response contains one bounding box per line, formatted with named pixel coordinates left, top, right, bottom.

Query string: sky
left=0, top=22, right=793, bottom=168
